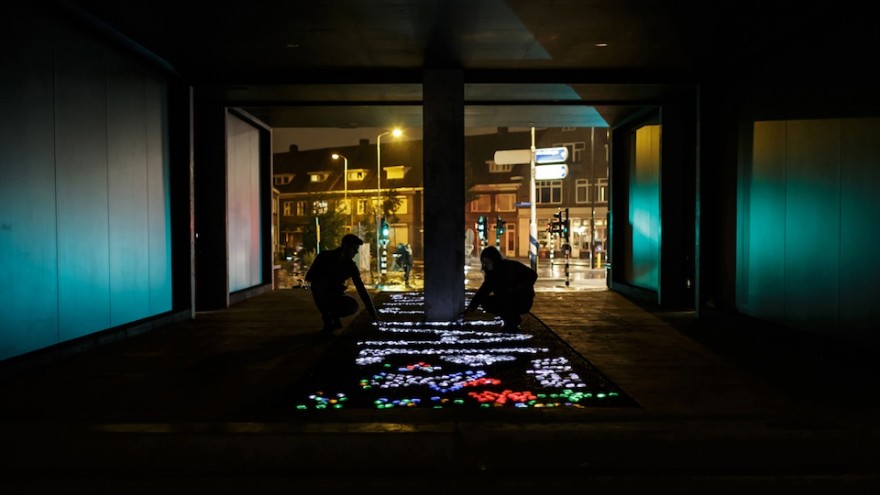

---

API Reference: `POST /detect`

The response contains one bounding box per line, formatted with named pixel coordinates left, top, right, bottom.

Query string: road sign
left=534, top=164, right=569, bottom=180
left=534, top=147, right=568, bottom=164
left=493, top=149, right=531, bottom=165
left=494, top=147, right=569, bottom=165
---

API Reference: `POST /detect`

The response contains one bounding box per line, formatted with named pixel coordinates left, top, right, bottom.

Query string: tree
left=351, top=191, right=403, bottom=257
left=302, top=206, right=347, bottom=254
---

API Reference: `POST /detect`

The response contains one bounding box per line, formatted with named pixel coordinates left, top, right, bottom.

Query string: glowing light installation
left=294, top=291, right=628, bottom=410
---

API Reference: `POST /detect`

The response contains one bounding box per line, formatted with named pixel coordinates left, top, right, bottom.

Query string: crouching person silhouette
left=458, top=246, right=537, bottom=329
left=305, top=234, right=379, bottom=333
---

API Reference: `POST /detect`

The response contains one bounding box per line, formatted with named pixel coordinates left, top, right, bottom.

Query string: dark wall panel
left=54, top=26, right=112, bottom=341
left=840, top=118, right=880, bottom=337
left=784, top=120, right=840, bottom=333
left=1, top=10, right=174, bottom=362
left=741, top=117, right=880, bottom=346
left=0, top=10, right=60, bottom=358
left=145, top=76, right=173, bottom=315
left=739, top=121, right=786, bottom=323
left=107, top=51, right=151, bottom=326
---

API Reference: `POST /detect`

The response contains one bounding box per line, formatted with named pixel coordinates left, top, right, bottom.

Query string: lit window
left=385, top=166, right=409, bottom=180
left=393, top=197, right=408, bottom=214
left=495, top=193, right=516, bottom=212
left=348, top=169, right=368, bottom=182
left=274, top=174, right=294, bottom=185
left=488, top=161, right=513, bottom=173
left=470, top=194, right=492, bottom=212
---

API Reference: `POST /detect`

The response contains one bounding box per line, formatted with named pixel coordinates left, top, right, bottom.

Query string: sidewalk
left=1, top=287, right=878, bottom=492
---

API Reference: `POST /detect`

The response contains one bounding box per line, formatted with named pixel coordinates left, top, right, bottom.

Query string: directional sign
left=534, top=164, right=569, bottom=180
left=534, top=147, right=568, bottom=164
left=494, top=147, right=569, bottom=165
left=494, top=149, right=531, bottom=165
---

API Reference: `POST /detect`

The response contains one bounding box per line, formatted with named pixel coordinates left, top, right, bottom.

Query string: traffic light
left=476, top=215, right=487, bottom=241
left=550, top=210, right=564, bottom=235
left=495, top=216, right=506, bottom=246
left=562, top=208, right=570, bottom=241
left=380, top=217, right=390, bottom=244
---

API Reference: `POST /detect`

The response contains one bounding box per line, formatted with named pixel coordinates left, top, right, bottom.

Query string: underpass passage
left=287, top=291, right=637, bottom=411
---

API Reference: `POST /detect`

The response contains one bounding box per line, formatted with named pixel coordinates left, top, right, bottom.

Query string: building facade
left=273, top=127, right=610, bottom=266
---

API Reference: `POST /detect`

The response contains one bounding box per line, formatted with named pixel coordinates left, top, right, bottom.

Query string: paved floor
left=1, top=284, right=879, bottom=492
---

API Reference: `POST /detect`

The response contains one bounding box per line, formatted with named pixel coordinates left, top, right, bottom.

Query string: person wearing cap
left=305, top=234, right=379, bottom=333
left=458, top=246, right=537, bottom=330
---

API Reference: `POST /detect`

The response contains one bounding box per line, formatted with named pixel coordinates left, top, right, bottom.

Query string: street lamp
left=331, top=153, right=348, bottom=220
left=375, top=128, right=402, bottom=287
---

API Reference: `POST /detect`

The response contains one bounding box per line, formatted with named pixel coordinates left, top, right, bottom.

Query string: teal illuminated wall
left=738, top=118, right=880, bottom=344
left=0, top=12, right=172, bottom=361
left=227, top=114, right=263, bottom=292
left=627, top=125, right=661, bottom=291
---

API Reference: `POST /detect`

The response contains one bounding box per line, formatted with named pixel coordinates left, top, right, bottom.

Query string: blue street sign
left=534, top=164, right=569, bottom=180
left=534, top=147, right=568, bottom=164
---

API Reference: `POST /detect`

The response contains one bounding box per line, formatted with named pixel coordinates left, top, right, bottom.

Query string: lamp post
left=375, top=128, right=402, bottom=287
left=331, top=153, right=349, bottom=230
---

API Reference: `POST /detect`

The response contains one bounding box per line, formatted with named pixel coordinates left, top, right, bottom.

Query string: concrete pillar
left=422, top=68, right=465, bottom=321
left=659, top=97, right=697, bottom=310
left=193, top=97, right=230, bottom=310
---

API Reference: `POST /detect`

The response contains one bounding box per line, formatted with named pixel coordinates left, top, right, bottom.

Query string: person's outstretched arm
left=459, top=279, right=490, bottom=319
left=352, top=273, right=379, bottom=322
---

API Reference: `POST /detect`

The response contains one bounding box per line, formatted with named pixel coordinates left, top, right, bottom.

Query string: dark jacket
left=306, top=247, right=377, bottom=319
left=467, top=259, right=537, bottom=312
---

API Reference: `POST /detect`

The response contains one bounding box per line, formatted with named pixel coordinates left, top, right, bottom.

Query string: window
left=283, top=201, right=292, bottom=216
left=357, top=199, right=369, bottom=215
left=536, top=180, right=562, bottom=204
left=313, top=201, right=328, bottom=214
left=385, top=166, right=409, bottom=180
left=575, top=179, right=590, bottom=204
left=488, top=160, right=513, bottom=173
left=394, top=197, right=408, bottom=214
left=348, top=169, right=367, bottom=182
left=495, top=193, right=516, bottom=212
left=470, top=194, right=492, bottom=212
left=274, top=174, right=294, bottom=185
left=597, top=178, right=608, bottom=203
left=308, top=172, right=329, bottom=182
left=296, top=201, right=306, bottom=216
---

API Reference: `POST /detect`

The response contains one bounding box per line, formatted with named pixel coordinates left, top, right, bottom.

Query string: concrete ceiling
left=62, top=0, right=843, bottom=129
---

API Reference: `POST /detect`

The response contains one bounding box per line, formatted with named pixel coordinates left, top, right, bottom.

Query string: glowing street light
left=375, top=128, right=402, bottom=287
left=331, top=153, right=349, bottom=220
